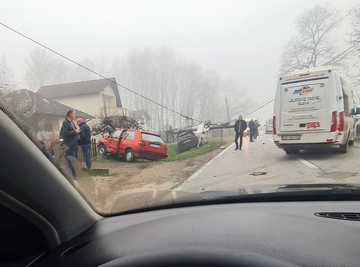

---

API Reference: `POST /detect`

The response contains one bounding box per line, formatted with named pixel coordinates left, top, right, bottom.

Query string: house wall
left=37, top=115, right=65, bottom=140
left=50, top=93, right=101, bottom=117
left=49, top=85, right=119, bottom=117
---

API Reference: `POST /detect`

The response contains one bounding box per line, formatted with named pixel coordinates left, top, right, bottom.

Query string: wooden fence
left=77, top=139, right=98, bottom=160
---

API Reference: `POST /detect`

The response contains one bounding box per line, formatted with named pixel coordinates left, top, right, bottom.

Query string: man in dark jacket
left=249, top=119, right=256, bottom=142
left=60, top=109, right=81, bottom=178
left=77, top=118, right=92, bottom=169
left=234, top=115, right=247, bottom=150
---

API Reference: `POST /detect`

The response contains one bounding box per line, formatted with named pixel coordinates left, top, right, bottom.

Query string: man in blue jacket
left=60, top=109, right=81, bottom=178
left=77, top=118, right=92, bottom=169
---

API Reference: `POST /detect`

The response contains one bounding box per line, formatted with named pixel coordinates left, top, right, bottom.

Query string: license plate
left=150, top=144, right=160, bottom=148
left=281, top=135, right=301, bottom=140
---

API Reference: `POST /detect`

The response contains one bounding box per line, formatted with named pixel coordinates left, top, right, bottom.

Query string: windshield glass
left=1, top=0, right=360, bottom=215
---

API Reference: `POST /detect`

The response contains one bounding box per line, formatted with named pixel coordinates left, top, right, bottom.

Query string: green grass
left=355, top=138, right=360, bottom=144
left=163, top=140, right=224, bottom=162
left=90, top=172, right=119, bottom=177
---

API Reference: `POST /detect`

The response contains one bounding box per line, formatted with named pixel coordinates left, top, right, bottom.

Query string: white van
left=273, top=66, right=359, bottom=154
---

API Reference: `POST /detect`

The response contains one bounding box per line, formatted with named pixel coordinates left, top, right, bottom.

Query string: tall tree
left=280, top=5, right=342, bottom=76
left=348, top=5, right=360, bottom=103
left=25, top=48, right=53, bottom=91
left=0, top=54, right=17, bottom=92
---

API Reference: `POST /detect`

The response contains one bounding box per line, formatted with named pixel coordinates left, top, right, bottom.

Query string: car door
left=118, top=130, right=136, bottom=155
left=107, top=130, right=121, bottom=153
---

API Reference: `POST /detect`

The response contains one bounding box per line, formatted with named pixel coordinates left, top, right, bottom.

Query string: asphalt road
left=176, top=132, right=360, bottom=192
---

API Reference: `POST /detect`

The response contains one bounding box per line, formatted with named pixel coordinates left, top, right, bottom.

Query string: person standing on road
left=254, top=120, right=260, bottom=140
left=77, top=118, right=92, bottom=169
left=60, top=109, right=81, bottom=178
left=234, top=115, right=247, bottom=150
left=249, top=119, right=256, bottom=142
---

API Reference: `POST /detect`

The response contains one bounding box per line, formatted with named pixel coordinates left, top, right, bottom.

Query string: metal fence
left=161, top=128, right=234, bottom=144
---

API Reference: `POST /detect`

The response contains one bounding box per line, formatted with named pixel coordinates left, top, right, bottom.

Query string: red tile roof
left=37, top=78, right=122, bottom=107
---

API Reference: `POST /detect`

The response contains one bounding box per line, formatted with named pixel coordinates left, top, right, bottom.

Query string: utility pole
left=225, top=97, right=231, bottom=136
left=225, top=97, right=231, bottom=122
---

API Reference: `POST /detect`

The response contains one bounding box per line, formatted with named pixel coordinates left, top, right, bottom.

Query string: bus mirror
left=357, top=107, right=360, bottom=115
left=353, top=107, right=360, bottom=115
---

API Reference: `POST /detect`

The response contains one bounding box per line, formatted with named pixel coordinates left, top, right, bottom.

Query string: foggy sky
left=0, top=0, right=357, bottom=124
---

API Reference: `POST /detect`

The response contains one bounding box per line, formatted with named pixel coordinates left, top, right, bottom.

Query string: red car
left=97, top=129, right=168, bottom=162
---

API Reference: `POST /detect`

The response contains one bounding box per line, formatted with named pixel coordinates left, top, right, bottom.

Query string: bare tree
left=25, top=48, right=53, bottom=91
left=0, top=54, right=17, bottom=92
left=221, top=80, right=256, bottom=121
left=49, top=59, right=72, bottom=85
left=109, top=46, right=257, bottom=133
left=348, top=5, right=360, bottom=103
left=280, top=5, right=342, bottom=76
left=72, top=59, right=97, bottom=81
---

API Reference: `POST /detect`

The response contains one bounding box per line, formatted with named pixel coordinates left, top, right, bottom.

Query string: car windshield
left=112, top=130, right=121, bottom=139
left=1, top=0, right=360, bottom=215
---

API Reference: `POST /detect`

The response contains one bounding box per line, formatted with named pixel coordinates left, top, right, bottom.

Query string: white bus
left=273, top=66, right=359, bottom=154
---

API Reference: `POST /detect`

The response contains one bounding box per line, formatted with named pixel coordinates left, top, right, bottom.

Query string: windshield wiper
left=278, top=184, right=360, bottom=194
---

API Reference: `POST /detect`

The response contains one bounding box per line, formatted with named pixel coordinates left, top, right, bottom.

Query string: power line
left=324, top=40, right=360, bottom=66
left=0, top=21, right=201, bottom=123
left=244, top=97, right=274, bottom=117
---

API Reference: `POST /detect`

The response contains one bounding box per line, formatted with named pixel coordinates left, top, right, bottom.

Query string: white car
left=265, top=118, right=273, bottom=134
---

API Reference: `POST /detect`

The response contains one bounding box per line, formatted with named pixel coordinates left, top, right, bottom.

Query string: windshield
left=1, top=0, right=360, bottom=215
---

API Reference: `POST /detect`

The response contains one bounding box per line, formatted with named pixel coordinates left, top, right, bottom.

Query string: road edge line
left=175, top=143, right=235, bottom=190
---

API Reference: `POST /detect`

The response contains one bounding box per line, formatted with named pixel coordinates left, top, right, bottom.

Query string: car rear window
left=178, top=132, right=194, bottom=142
left=142, top=133, right=164, bottom=144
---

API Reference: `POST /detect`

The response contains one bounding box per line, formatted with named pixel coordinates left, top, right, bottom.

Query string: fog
left=0, top=0, right=357, bottom=125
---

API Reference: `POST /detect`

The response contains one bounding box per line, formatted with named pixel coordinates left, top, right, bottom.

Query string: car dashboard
left=33, top=201, right=360, bottom=267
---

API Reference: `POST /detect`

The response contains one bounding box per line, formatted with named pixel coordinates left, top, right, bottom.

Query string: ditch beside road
left=71, top=137, right=233, bottom=213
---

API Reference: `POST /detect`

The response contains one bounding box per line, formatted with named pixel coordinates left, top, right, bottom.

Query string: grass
left=163, top=140, right=224, bottom=162
left=355, top=138, right=360, bottom=144
left=90, top=172, right=119, bottom=177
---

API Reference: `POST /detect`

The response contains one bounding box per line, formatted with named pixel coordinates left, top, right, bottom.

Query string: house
left=37, top=78, right=129, bottom=118
left=0, top=89, right=93, bottom=140
left=129, top=110, right=152, bottom=131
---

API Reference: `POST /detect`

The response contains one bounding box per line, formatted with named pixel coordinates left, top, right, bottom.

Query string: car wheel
left=125, top=148, right=135, bottom=162
left=284, top=149, right=292, bottom=155
left=98, top=144, right=107, bottom=156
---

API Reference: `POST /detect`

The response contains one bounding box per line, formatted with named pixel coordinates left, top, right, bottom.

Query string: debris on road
left=250, top=171, right=268, bottom=176
left=220, top=146, right=226, bottom=149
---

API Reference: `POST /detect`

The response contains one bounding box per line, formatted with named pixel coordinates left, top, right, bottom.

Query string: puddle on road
left=318, top=171, right=358, bottom=180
